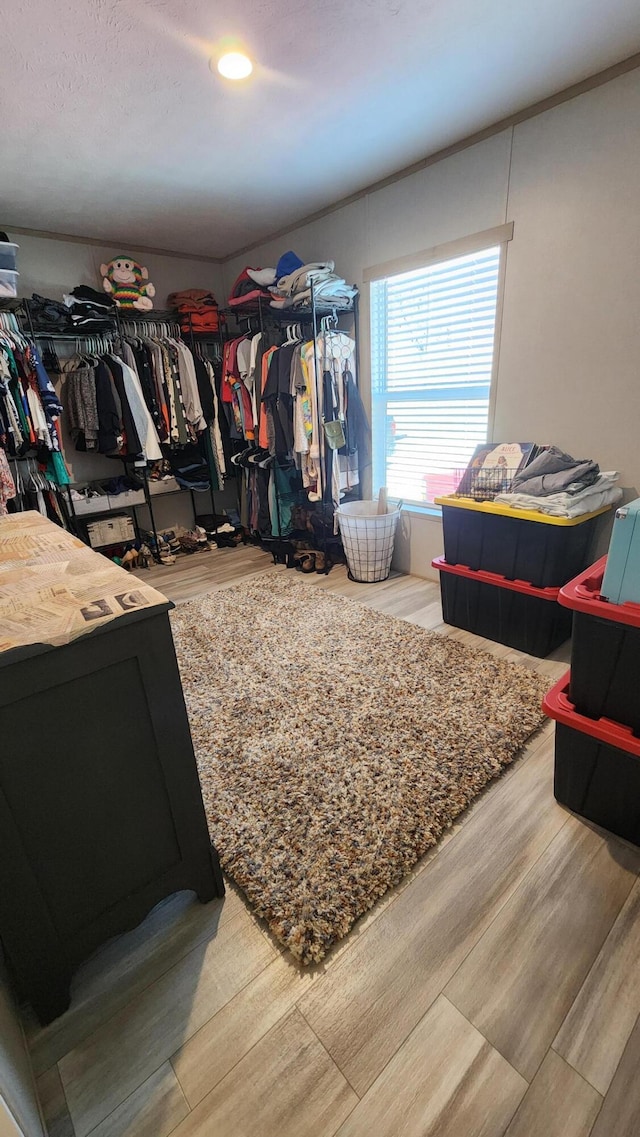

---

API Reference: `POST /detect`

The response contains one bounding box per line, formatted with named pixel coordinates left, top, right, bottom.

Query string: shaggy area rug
left=171, top=572, right=549, bottom=964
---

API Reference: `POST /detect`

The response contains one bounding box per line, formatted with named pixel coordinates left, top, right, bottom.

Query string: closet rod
left=25, top=330, right=117, bottom=341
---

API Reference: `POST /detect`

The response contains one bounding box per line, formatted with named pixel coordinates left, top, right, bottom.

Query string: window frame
left=364, top=222, right=513, bottom=512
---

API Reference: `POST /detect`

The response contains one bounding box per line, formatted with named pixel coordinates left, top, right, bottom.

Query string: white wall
left=12, top=68, right=640, bottom=572
left=222, top=67, right=640, bottom=578
left=9, top=233, right=228, bottom=531
left=11, top=232, right=223, bottom=309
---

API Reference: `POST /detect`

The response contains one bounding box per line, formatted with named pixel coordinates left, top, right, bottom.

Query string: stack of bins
left=543, top=556, right=640, bottom=845
left=432, top=496, right=610, bottom=657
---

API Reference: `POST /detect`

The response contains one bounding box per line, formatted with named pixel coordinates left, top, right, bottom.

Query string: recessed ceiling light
left=217, top=52, right=253, bottom=80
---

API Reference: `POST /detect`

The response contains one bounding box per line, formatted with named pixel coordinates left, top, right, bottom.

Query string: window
left=370, top=237, right=505, bottom=507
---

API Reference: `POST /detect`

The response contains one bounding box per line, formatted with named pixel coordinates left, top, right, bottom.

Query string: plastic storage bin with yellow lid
left=435, top=494, right=611, bottom=588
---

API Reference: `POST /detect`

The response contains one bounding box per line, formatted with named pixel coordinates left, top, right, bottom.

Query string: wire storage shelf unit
left=219, top=282, right=361, bottom=573
left=0, top=298, right=223, bottom=560
left=3, top=285, right=363, bottom=574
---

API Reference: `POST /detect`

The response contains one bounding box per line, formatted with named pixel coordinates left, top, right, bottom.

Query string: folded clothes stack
left=494, top=446, right=622, bottom=517
left=29, top=292, right=75, bottom=331
left=28, top=288, right=117, bottom=333
left=267, top=258, right=357, bottom=310
left=64, top=286, right=118, bottom=330
left=226, top=268, right=272, bottom=309
left=69, top=474, right=143, bottom=504
left=168, top=458, right=211, bottom=491
left=227, top=250, right=358, bottom=311
left=167, top=289, right=220, bottom=333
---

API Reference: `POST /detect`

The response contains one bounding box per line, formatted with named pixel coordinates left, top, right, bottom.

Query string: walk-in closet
left=2, top=5, right=640, bottom=1137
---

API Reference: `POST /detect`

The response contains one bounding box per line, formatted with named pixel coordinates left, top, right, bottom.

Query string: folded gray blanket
left=511, top=445, right=599, bottom=496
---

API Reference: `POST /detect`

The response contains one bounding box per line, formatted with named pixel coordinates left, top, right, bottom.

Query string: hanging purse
left=323, top=417, right=346, bottom=449
left=322, top=354, right=346, bottom=448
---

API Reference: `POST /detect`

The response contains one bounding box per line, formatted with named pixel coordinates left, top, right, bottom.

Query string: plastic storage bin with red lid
left=432, top=556, right=572, bottom=657
left=543, top=673, right=640, bottom=845
left=559, top=556, right=640, bottom=734
left=560, top=555, right=640, bottom=626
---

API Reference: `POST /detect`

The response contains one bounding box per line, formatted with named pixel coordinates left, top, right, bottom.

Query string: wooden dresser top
left=0, top=511, right=168, bottom=654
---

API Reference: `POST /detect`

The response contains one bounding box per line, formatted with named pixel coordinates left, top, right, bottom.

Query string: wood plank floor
left=26, top=548, right=640, bottom=1137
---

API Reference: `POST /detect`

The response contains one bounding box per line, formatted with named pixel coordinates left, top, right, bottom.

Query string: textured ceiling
left=4, top=0, right=640, bottom=259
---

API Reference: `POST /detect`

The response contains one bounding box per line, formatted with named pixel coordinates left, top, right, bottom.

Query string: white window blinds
left=370, top=244, right=502, bottom=506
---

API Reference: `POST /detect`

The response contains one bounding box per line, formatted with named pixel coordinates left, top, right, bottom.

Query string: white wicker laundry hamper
left=336, top=501, right=401, bottom=583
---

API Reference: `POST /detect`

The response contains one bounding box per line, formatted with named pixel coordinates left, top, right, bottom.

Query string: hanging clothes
left=296, top=329, right=367, bottom=508
left=116, top=321, right=232, bottom=493
left=222, top=335, right=256, bottom=441
left=0, top=449, right=16, bottom=515
left=0, top=320, right=70, bottom=485
left=4, top=456, right=73, bottom=528
left=62, top=355, right=99, bottom=451
left=262, top=342, right=297, bottom=458
left=56, top=325, right=225, bottom=470
left=220, top=313, right=364, bottom=544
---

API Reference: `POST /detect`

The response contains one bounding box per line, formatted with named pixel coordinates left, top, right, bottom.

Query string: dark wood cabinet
left=0, top=514, right=223, bottom=1024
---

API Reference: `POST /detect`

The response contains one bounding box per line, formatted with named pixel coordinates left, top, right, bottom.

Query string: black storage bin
left=439, top=499, right=602, bottom=588
left=433, top=557, right=572, bottom=657
left=543, top=674, right=640, bottom=847
left=554, top=722, right=640, bottom=846
left=559, top=556, right=640, bottom=735
left=571, top=615, right=640, bottom=733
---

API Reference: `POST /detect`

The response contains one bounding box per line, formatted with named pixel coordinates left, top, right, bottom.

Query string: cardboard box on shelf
left=86, top=514, right=135, bottom=549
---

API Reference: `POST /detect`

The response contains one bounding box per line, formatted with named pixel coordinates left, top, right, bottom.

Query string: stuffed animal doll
left=99, top=255, right=156, bottom=310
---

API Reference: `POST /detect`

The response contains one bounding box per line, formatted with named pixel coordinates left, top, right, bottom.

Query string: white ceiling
left=4, top=0, right=640, bottom=260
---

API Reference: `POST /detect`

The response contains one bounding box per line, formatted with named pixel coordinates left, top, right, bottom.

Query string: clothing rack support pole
left=114, top=306, right=124, bottom=355
left=131, top=504, right=142, bottom=545
left=218, top=314, right=242, bottom=529
left=352, top=292, right=363, bottom=502
left=353, top=292, right=360, bottom=396
left=311, top=279, right=329, bottom=574
left=140, top=464, right=161, bottom=561
left=65, top=484, right=81, bottom=537
left=22, top=298, right=38, bottom=343
left=258, top=301, right=284, bottom=552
